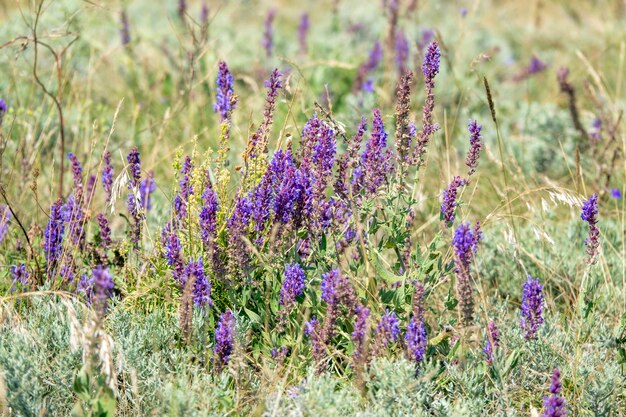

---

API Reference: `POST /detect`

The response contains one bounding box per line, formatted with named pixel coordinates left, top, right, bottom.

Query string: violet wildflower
left=528, top=56, right=547, bottom=75
left=452, top=221, right=482, bottom=326
left=44, top=199, right=66, bottom=275
left=92, top=265, right=114, bottom=316
left=64, top=193, right=85, bottom=246
left=353, top=109, right=393, bottom=196
left=174, top=156, right=194, bottom=220
left=374, top=309, right=401, bottom=351
left=68, top=152, right=84, bottom=201
left=483, top=320, right=500, bottom=365
left=214, top=61, right=235, bottom=121
left=226, top=195, right=252, bottom=275
left=262, top=9, right=276, bottom=58
left=542, top=368, right=567, bottom=417
left=405, top=316, right=427, bottom=365
left=0, top=99, right=7, bottom=126
left=60, top=263, right=75, bottom=283
left=213, top=309, right=236, bottom=373
left=102, top=151, right=114, bottom=205
left=185, top=258, right=212, bottom=308
left=395, top=31, right=409, bottom=74
left=200, top=1, right=209, bottom=28
left=351, top=304, right=371, bottom=372
left=520, top=275, right=544, bottom=339
left=298, top=13, right=309, bottom=54
left=126, top=147, right=142, bottom=245
left=139, top=171, right=156, bottom=211
left=120, top=10, right=130, bottom=46
left=440, top=176, right=467, bottom=224
left=395, top=71, right=414, bottom=172
left=0, top=205, right=11, bottom=245
left=611, top=188, right=622, bottom=200
left=305, top=316, right=326, bottom=370
left=590, top=118, right=602, bottom=142
left=11, top=264, right=29, bottom=289
left=417, top=29, right=435, bottom=53
left=199, top=187, right=219, bottom=247
left=362, top=77, right=375, bottom=93
left=178, top=0, right=187, bottom=18
left=353, top=41, right=383, bottom=92
left=271, top=150, right=300, bottom=224
left=78, top=274, right=93, bottom=304
left=164, top=224, right=185, bottom=283
left=85, top=174, right=97, bottom=207
left=280, top=263, right=306, bottom=308
left=465, top=119, right=483, bottom=176
left=581, top=193, right=600, bottom=263
left=414, top=41, right=441, bottom=165
left=335, top=117, right=367, bottom=198
left=97, top=213, right=112, bottom=248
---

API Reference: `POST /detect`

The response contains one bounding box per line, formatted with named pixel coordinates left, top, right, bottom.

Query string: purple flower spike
left=395, top=31, right=409, bottom=74
left=405, top=316, right=427, bottom=364
left=199, top=187, right=219, bottom=247
left=97, top=213, right=112, bottom=248
left=581, top=193, right=600, bottom=263
left=453, top=221, right=482, bottom=325
left=528, top=56, right=548, bottom=75
left=213, top=309, right=236, bottom=373
left=92, top=265, right=114, bottom=316
left=298, top=13, right=310, bottom=54
left=0, top=205, right=12, bottom=245
left=213, top=61, right=235, bottom=121
left=422, top=41, right=441, bottom=82
left=139, top=171, right=156, bottom=211
left=184, top=258, right=212, bottom=308
left=374, top=309, right=400, bottom=350
left=441, top=176, right=467, bottom=224
left=262, top=9, right=276, bottom=58
left=483, top=320, right=500, bottom=365
left=351, top=304, right=370, bottom=369
left=102, top=151, right=114, bottom=205
left=44, top=199, right=66, bottom=275
left=280, top=263, right=306, bottom=308
left=611, top=188, right=622, bottom=200
left=0, top=99, right=8, bottom=126
left=11, top=264, right=29, bottom=289
left=542, top=368, right=567, bottom=417
left=120, top=10, right=131, bottom=46
left=466, top=119, right=483, bottom=176
left=354, top=108, right=393, bottom=195
left=520, top=275, right=544, bottom=340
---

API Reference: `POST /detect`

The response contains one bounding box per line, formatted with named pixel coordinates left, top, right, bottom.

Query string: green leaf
left=245, top=307, right=262, bottom=324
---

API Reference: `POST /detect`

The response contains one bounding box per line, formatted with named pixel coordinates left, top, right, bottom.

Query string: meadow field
left=0, top=0, right=625, bottom=415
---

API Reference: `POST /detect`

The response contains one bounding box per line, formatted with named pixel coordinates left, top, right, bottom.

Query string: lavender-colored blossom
left=213, top=61, right=235, bottom=121
left=581, top=193, right=600, bottom=263
left=226, top=195, right=252, bottom=274
left=67, top=152, right=84, bottom=200
left=200, top=1, right=209, bottom=27
left=97, top=213, right=112, bottom=248
left=0, top=205, right=11, bottom=245
left=64, top=193, right=85, bottom=246
left=120, top=10, right=130, bottom=46
left=271, top=150, right=300, bottom=224
left=178, top=0, right=187, bottom=18
left=441, top=176, right=467, bottom=224
left=590, top=117, right=602, bottom=142
left=375, top=309, right=400, bottom=354
left=213, top=309, right=236, bottom=372
left=483, top=320, right=500, bottom=365
left=298, top=13, right=309, bottom=54
left=92, top=265, right=114, bottom=315
left=139, top=171, right=156, bottom=211
left=414, top=41, right=441, bottom=165
left=460, top=7, right=468, bottom=17
left=353, top=41, right=383, bottom=92
left=528, top=56, right=547, bottom=75
left=127, top=147, right=141, bottom=188
left=199, top=187, right=219, bottom=246
left=320, top=269, right=356, bottom=310
left=174, top=156, right=194, bottom=220
left=280, top=263, right=306, bottom=308
left=422, top=41, right=441, bottom=82
left=395, top=31, right=409, bottom=74
left=44, top=199, right=65, bottom=275
left=102, top=151, right=114, bottom=205
left=262, top=9, right=276, bottom=58
left=465, top=119, right=483, bottom=176
left=354, top=109, right=393, bottom=195
left=542, top=368, right=567, bottom=417
left=611, top=188, right=622, bottom=199
left=164, top=224, right=184, bottom=283
left=0, top=99, right=7, bottom=126
left=185, top=258, right=212, bottom=308
left=78, top=274, right=93, bottom=304
left=335, top=118, right=367, bottom=198
left=405, top=316, right=427, bottom=364
left=11, top=264, right=29, bottom=288
left=520, top=275, right=544, bottom=339
left=126, top=148, right=142, bottom=245
left=362, top=77, right=375, bottom=94
left=351, top=304, right=370, bottom=368
left=418, top=29, right=435, bottom=53
left=453, top=221, right=482, bottom=325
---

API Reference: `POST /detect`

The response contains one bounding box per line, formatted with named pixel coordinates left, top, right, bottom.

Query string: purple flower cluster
left=353, top=41, right=383, bottom=92
left=351, top=304, right=370, bottom=368
left=520, top=275, right=544, bottom=339
left=92, top=265, right=114, bottom=315
left=262, top=9, right=276, bottom=58
left=0, top=205, right=11, bottom=245
left=590, top=118, right=602, bottom=142
left=199, top=187, right=219, bottom=247
left=174, top=156, right=194, bottom=220
left=353, top=109, right=393, bottom=196
left=139, top=171, right=156, bottom=211
left=483, top=320, right=500, bottom=365
left=414, top=41, right=441, bottom=165
left=405, top=316, right=427, bottom=364
left=465, top=119, right=483, bottom=176
left=97, top=213, right=112, bottom=248
left=395, top=31, right=409, bottom=74
left=126, top=147, right=142, bottom=245
left=44, top=199, right=66, bottom=275
left=280, top=263, right=306, bottom=308
left=213, top=61, right=235, bottom=121
left=580, top=193, right=600, bottom=263
left=11, top=263, right=29, bottom=289
left=164, top=224, right=184, bottom=283
left=0, top=99, right=7, bottom=126
left=298, top=13, right=309, bottom=54
left=528, top=56, right=548, bottom=75
left=452, top=221, right=482, bottom=325
left=542, top=368, right=567, bottom=417
left=373, top=309, right=400, bottom=352
left=120, top=10, right=131, bottom=46
left=184, top=258, right=212, bottom=308
left=441, top=176, right=467, bottom=224
left=213, top=309, right=236, bottom=373
left=102, top=151, right=114, bottom=205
